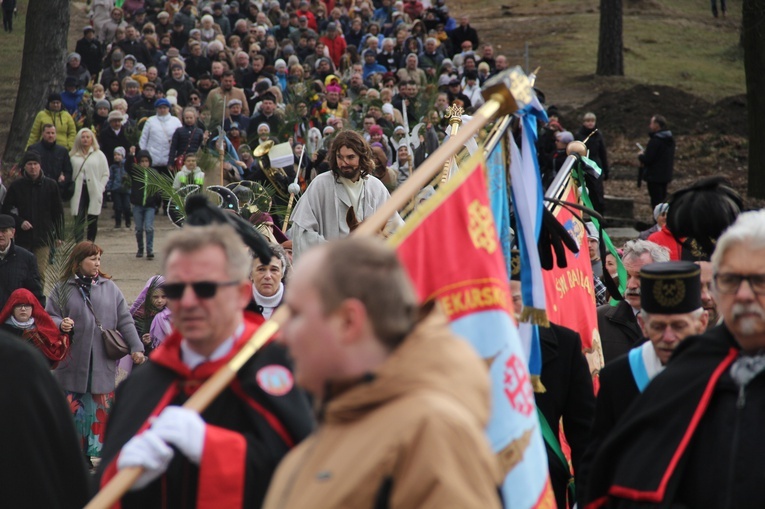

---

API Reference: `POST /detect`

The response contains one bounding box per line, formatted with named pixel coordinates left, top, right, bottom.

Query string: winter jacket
left=65, top=63, right=92, bottom=91
left=127, top=154, right=162, bottom=208
left=161, top=76, right=195, bottom=107
left=1, top=173, right=64, bottom=250
left=75, top=36, right=104, bottom=75
left=28, top=139, right=74, bottom=183
left=46, top=276, right=142, bottom=394
left=639, top=129, right=675, bottom=184
left=138, top=113, right=182, bottom=167
left=263, top=310, right=503, bottom=509
left=70, top=148, right=110, bottom=216
left=0, top=242, right=44, bottom=311
left=26, top=109, right=77, bottom=150
left=320, top=35, right=347, bottom=68
left=127, top=95, right=158, bottom=124
left=597, top=300, right=645, bottom=365
left=647, top=225, right=683, bottom=261
left=168, top=124, right=205, bottom=164
left=172, top=166, right=204, bottom=189
left=98, top=125, right=131, bottom=167
left=61, top=89, right=86, bottom=116
left=107, top=162, right=130, bottom=193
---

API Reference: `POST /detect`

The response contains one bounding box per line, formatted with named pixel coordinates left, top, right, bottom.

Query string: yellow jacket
left=26, top=109, right=77, bottom=150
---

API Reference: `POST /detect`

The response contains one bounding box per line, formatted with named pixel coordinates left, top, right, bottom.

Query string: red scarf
left=0, top=288, right=70, bottom=365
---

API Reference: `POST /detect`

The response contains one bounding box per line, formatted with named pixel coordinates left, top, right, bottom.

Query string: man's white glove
left=151, top=406, right=206, bottom=465
left=117, top=430, right=174, bottom=490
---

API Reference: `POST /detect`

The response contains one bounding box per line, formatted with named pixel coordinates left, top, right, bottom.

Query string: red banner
left=542, top=179, right=604, bottom=379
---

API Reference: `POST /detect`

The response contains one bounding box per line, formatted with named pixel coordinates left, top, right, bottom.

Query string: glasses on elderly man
left=164, top=281, right=240, bottom=300
left=714, top=273, right=765, bottom=295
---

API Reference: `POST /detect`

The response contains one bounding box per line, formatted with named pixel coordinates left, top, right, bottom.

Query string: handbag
left=82, top=291, right=130, bottom=360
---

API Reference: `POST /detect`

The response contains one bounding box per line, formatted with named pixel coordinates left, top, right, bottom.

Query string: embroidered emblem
left=468, top=200, right=497, bottom=254
left=653, top=278, right=685, bottom=308
left=503, top=354, right=534, bottom=416
left=256, top=365, right=294, bottom=396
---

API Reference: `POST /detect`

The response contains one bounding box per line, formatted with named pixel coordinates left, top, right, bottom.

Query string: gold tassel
left=520, top=307, right=550, bottom=327
left=532, top=375, right=547, bottom=393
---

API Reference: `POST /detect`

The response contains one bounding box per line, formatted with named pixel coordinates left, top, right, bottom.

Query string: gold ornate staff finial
left=440, top=104, right=466, bottom=183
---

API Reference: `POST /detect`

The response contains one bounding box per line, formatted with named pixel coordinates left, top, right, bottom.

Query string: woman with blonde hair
left=70, top=128, right=110, bottom=242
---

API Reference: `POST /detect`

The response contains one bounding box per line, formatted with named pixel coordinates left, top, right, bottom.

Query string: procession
left=0, top=0, right=760, bottom=508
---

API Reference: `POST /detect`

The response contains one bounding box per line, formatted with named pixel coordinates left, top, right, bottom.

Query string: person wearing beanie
left=26, top=93, right=78, bottom=151
left=1, top=150, right=64, bottom=278
left=75, top=25, right=105, bottom=77
left=65, top=52, right=92, bottom=91
left=106, top=146, right=132, bottom=229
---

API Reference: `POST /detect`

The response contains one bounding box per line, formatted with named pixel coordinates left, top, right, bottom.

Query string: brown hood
left=323, top=308, right=491, bottom=428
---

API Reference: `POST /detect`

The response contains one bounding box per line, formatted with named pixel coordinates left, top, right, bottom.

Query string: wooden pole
left=85, top=78, right=517, bottom=509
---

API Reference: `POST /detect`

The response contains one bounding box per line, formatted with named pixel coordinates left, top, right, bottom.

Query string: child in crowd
left=117, top=276, right=167, bottom=383
left=172, top=153, right=204, bottom=189
left=107, top=147, right=131, bottom=228
left=128, top=146, right=161, bottom=259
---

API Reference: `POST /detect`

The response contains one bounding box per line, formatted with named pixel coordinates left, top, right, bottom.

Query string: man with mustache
left=578, top=261, right=708, bottom=503
left=583, top=210, right=765, bottom=508
left=289, top=130, right=403, bottom=260
left=597, top=239, right=670, bottom=364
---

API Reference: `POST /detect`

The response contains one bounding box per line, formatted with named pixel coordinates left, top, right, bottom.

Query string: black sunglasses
left=164, top=280, right=240, bottom=299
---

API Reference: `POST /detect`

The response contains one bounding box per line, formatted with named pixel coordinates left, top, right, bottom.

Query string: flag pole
left=84, top=67, right=524, bottom=509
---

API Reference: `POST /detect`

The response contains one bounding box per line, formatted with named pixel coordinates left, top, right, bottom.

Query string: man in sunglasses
left=290, top=130, right=403, bottom=260
left=583, top=210, right=765, bottom=508
left=96, top=225, right=313, bottom=508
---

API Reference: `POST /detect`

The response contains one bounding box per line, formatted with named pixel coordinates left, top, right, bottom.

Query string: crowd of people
left=1, top=1, right=762, bottom=509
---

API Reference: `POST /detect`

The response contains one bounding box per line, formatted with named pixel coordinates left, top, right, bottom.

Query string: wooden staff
left=84, top=67, right=521, bottom=509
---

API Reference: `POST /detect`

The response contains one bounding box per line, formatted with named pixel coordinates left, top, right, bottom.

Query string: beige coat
left=263, top=310, right=503, bottom=509
left=70, top=148, right=110, bottom=216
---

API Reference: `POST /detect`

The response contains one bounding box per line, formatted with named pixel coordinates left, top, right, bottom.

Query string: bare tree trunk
left=2, top=0, right=70, bottom=165
left=744, top=0, right=765, bottom=199
left=597, top=0, right=624, bottom=76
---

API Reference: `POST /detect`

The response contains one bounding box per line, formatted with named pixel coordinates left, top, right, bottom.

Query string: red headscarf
left=0, top=288, right=70, bottom=365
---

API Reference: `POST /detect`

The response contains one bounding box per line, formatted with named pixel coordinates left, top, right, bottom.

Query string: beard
left=338, top=165, right=360, bottom=180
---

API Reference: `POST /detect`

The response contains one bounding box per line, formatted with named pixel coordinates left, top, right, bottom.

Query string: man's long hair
left=328, top=130, right=375, bottom=181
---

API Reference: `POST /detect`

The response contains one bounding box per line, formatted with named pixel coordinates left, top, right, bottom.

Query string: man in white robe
left=290, top=130, right=403, bottom=260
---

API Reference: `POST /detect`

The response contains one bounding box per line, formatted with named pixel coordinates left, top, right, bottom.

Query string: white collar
left=641, top=341, right=665, bottom=381
left=180, top=322, right=245, bottom=370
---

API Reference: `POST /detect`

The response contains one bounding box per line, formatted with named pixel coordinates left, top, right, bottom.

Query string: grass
left=465, top=0, right=745, bottom=104
left=0, top=0, right=28, bottom=161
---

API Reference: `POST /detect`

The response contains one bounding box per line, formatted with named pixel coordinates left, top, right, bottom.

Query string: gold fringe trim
left=520, top=307, right=550, bottom=327
left=532, top=375, right=547, bottom=393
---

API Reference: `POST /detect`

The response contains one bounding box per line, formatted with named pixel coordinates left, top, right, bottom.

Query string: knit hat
left=47, top=93, right=62, bottom=104
left=114, top=147, right=126, bottom=158
left=20, top=151, right=41, bottom=168
left=96, top=99, right=111, bottom=110
left=107, top=110, right=125, bottom=122
left=67, top=52, right=81, bottom=62
left=653, top=203, right=670, bottom=221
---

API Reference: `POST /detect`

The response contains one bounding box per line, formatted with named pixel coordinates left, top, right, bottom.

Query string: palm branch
left=43, top=215, right=87, bottom=312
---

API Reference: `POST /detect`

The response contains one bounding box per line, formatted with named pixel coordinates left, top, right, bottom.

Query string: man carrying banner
left=598, top=239, right=670, bottom=364
left=289, top=130, right=403, bottom=260
left=264, top=236, right=503, bottom=508
left=583, top=210, right=765, bottom=508
left=96, top=224, right=314, bottom=508
left=579, top=261, right=707, bottom=505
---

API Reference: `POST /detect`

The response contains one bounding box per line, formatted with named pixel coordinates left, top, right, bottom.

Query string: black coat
left=168, top=124, right=205, bottom=163
left=96, top=313, right=314, bottom=508
left=162, top=76, right=195, bottom=107
left=1, top=175, right=63, bottom=251
left=638, top=129, right=675, bottom=184
left=0, top=242, right=44, bottom=310
left=535, top=323, right=595, bottom=509
left=448, top=25, right=479, bottom=56
left=597, top=300, right=645, bottom=365
left=582, top=325, right=765, bottom=508
left=75, top=36, right=104, bottom=75
left=28, top=139, right=73, bottom=184
left=0, top=331, right=91, bottom=508
left=127, top=155, right=162, bottom=208
left=576, top=352, right=640, bottom=507
left=128, top=96, right=159, bottom=124
left=98, top=126, right=131, bottom=167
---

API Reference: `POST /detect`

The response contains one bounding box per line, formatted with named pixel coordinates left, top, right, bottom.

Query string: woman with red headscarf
left=0, top=288, right=73, bottom=368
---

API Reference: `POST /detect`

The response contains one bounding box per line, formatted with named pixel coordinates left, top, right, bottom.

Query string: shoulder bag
left=81, top=289, right=130, bottom=360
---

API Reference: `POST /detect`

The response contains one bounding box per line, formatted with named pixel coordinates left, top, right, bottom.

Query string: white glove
left=117, top=430, right=174, bottom=490
left=151, top=406, right=206, bottom=465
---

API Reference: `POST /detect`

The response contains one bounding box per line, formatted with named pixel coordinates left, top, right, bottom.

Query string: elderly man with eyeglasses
left=582, top=209, right=765, bottom=509
left=289, top=130, right=403, bottom=261
left=96, top=224, right=313, bottom=508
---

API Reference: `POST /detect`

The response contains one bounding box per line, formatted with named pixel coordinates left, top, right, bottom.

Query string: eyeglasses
left=714, top=273, right=765, bottom=295
left=163, top=280, right=241, bottom=300
left=14, top=304, right=32, bottom=309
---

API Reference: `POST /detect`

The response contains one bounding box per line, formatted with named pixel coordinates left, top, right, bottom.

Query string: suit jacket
left=535, top=323, right=596, bottom=509
left=597, top=300, right=644, bottom=364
